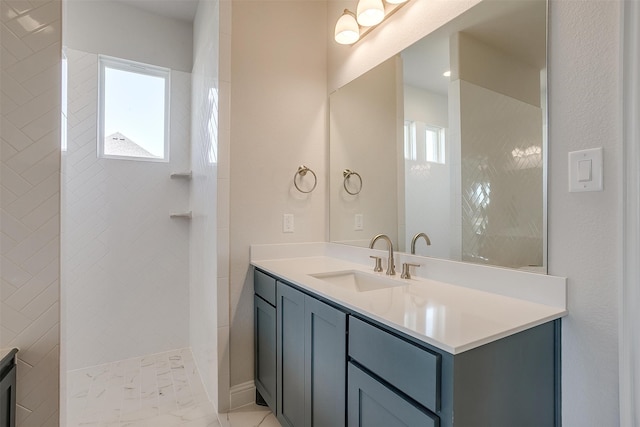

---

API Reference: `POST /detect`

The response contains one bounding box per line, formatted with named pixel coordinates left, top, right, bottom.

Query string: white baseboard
left=229, top=380, right=255, bottom=410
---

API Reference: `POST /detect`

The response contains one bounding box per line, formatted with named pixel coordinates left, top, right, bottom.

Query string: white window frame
left=98, top=55, right=171, bottom=162
left=425, top=125, right=446, bottom=164
left=404, top=120, right=417, bottom=160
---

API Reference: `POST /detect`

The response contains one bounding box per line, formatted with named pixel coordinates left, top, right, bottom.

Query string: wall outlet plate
left=283, top=214, right=294, bottom=233
left=354, top=214, right=363, bottom=231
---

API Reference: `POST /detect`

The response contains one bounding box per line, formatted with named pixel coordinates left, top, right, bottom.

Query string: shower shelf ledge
left=170, top=211, right=192, bottom=219
left=170, top=171, right=192, bottom=180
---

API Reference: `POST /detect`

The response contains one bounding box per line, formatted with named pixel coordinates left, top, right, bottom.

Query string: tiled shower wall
left=459, top=80, right=543, bottom=269
left=62, top=48, right=191, bottom=370
left=0, top=0, right=62, bottom=425
left=190, top=0, right=231, bottom=411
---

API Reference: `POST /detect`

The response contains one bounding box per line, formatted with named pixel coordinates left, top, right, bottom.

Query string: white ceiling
left=402, top=0, right=547, bottom=95
left=113, top=0, right=199, bottom=23
left=108, top=0, right=545, bottom=92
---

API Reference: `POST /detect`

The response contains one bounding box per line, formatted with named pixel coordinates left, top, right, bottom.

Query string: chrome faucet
left=369, top=234, right=395, bottom=275
left=410, top=232, right=431, bottom=255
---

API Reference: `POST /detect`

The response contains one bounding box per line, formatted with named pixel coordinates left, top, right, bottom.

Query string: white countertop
left=251, top=244, right=567, bottom=355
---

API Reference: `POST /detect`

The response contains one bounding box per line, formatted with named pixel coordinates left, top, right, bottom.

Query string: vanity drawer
left=254, top=269, right=276, bottom=306
left=349, top=317, right=440, bottom=412
left=348, top=362, right=439, bottom=427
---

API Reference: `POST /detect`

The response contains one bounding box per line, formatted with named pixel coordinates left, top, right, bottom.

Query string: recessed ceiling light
left=443, top=71, right=451, bottom=77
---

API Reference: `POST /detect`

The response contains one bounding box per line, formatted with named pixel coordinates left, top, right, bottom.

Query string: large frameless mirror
left=329, top=0, right=547, bottom=273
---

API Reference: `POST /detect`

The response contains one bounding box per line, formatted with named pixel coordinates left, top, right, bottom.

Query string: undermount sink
left=310, top=270, right=408, bottom=292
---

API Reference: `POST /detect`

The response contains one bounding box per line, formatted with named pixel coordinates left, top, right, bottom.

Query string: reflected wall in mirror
left=329, top=0, right=547, bottom=272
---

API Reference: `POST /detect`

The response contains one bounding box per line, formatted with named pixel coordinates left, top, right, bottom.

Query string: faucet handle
left=401, top=263, right=421, bottom=279
left=369, top=256, right=383, bottom=273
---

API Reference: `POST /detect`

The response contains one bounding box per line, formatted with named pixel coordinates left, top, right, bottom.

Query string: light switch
left=569, top=148, right=603, bottom=192
left=577, top=159, right=592, bottom=182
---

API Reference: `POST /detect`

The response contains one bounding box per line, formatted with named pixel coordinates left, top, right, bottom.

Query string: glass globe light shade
left=335, top=10, right=360, bottom=45
left=357, top=0, right=385, bottom=27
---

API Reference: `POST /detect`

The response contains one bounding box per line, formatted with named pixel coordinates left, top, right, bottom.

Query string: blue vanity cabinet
left=446, top=319, right=558, bottom=427
left=348, top=315, right=558, bottom=427
left=276, top=281, right=347, bottom=427
left=254, top=268, right=559, bottom=427
left=0, top=349, right=17, bottom=427
left=254, top=270, right=277, bottom=412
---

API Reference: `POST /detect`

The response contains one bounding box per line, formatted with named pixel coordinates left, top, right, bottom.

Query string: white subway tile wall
left=190, top=0, right=231, bottom=412
left=1, top=0, right=62, bottom=425
left=62, top=48, right=191, bottom=370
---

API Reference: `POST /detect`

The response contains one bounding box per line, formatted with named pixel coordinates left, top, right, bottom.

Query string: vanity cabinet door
left=277, top=282, right=347, bottom=427
left=277, top=283, right=306, bottom=427
left=304, top=294, right=346, bottom=427
left=254, top=295, right=277, bottom=412
left=348, top=363, right=439, bottom=427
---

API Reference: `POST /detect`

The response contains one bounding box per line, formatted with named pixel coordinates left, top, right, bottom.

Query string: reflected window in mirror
left=404, top=121, right=416, bottom=160
left=405, top=121, right=447, bottom=164
left=425, top=125, right=445, bottom=164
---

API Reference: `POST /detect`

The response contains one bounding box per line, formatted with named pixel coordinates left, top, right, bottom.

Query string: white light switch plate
left=569, top=147, right=603, bottom=192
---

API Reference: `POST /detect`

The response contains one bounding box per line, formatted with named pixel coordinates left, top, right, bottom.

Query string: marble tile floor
left=67, top=348, right=281, bottom=427
left=219, top=404, right=280, bottom=427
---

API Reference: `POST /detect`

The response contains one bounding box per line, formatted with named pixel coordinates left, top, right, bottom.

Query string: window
left=404, top=120, right=416, bottom=160
left=98, top=56, right=170, bottom=161
left=404, top=121, right=446, bottom=164
left=425, top=125, right=445, bottom=164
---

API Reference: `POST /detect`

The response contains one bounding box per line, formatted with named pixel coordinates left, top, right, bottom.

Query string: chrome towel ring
left=294, top=165, right=317, bottom=193
left=343, top=169, right=362, bottom=195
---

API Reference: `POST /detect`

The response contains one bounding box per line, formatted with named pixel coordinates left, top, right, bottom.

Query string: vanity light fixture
left=335, top=10, right=360, bottom=45
left=334, top=0, right=412, bottom=45
left=357, top=0, right=385, bottom=26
